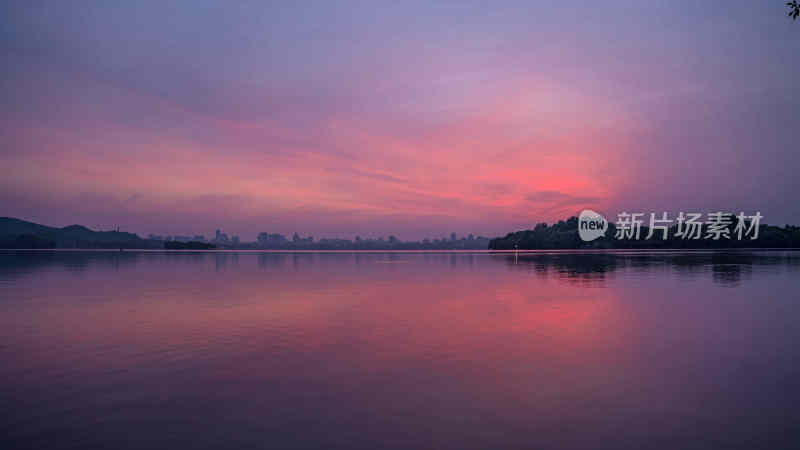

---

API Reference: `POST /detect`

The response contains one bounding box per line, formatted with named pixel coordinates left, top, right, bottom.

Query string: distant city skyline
left=2, top=1, right=798, bottom=240
left=145, top=226, right=491, bottom=244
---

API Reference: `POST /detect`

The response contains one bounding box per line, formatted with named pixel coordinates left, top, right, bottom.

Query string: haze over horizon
left=2, top=1, right=799, bottom=240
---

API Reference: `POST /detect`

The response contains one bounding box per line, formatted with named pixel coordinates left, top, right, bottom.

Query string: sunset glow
left=2, top=1, right=798, bottom=239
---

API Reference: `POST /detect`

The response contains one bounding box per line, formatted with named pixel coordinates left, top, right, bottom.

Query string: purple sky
left=1, top=1, right=799, bottom=240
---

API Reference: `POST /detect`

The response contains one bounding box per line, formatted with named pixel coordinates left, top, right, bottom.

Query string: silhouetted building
left=215, top=229, right=229, bottom=243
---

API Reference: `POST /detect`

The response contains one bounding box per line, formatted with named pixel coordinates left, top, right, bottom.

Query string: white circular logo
left=578, top=209, right=608, bottom=242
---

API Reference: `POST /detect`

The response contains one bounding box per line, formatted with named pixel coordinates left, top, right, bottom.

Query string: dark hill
left=0, top=217, right=160, bottom=249
left=0, top=217, right=56, bottom=235
left=489, top=216, right=800, bottom=250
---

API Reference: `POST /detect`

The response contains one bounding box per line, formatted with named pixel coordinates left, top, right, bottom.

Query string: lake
left=1, top=250, right=799, bottom=449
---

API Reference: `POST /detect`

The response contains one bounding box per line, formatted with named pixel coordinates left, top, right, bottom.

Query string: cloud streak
left=1, top=1, right=798, bottom=239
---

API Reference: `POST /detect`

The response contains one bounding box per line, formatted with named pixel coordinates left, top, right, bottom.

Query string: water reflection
left=1, top=250, right=799, bottom=449
left=502, top=250, right=800, bottom=286
left=2, top=250, right=798, bottom=287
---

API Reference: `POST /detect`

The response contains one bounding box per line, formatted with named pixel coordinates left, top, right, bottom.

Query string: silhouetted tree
left=488, top=214, right=800, bottom=250
left=789, top=1, right=800, bottom=20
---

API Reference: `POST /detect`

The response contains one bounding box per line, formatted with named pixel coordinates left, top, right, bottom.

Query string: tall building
left=214, top=229, right=229, bottom=243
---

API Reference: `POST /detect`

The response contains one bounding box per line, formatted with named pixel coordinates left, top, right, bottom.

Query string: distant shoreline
left=4, top=215, right=800, bottom=252
left=3, top=248, right=800, bottom=254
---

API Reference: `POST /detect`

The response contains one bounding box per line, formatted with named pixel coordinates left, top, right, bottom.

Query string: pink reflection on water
left=3, top=251, right=799, bottom=449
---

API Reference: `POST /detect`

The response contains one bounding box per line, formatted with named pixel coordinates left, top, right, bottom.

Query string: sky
left=1, top=1, right=799, bottom=240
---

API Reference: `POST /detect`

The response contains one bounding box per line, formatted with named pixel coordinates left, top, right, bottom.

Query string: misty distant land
left=0, top=217, right=489, bottom=250
left=1, top=216, right=799, bottom=251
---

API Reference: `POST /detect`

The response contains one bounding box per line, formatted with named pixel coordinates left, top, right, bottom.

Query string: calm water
left=1, top=250, right=799, bottom=449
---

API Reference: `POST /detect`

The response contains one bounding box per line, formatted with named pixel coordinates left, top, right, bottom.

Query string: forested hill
left=0, top=217, right=159, bottom=249
left=489, top=216, right=800, bottom=250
